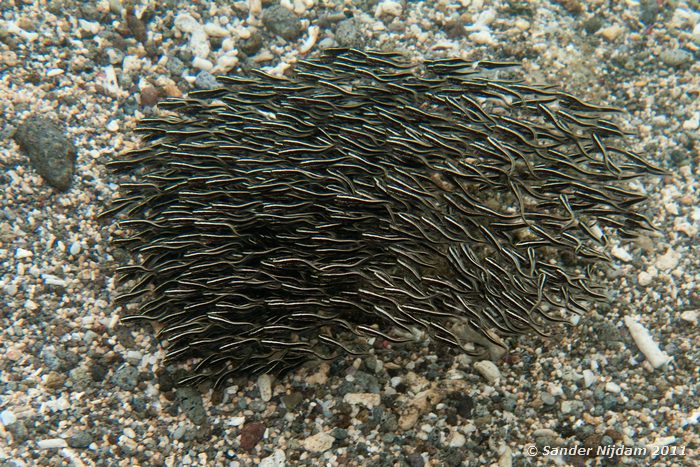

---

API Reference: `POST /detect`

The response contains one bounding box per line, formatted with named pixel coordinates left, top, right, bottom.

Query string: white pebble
left=248, top=0, right=262, bottom=17
left=548, top=383, right=563, bottom=397
left=190, top=28, right=211, bottom=59
left=693, top=22, right=700, bottom=44
left=192, top=57, right=214, bottom=71
left=598, top=24, right=624, bottom=41
left=514, top=19, right=530, bottom=31
left=682, top=408, right=699, bottom=426
left=69, top=241, right=81, bottom=256
left=216, top=53, right=239, bottom=73
left=624, top=316, right=673, bottom=369
left=680, top=309, right=699, bottom=325
left=119, top=435, right=137, bottom=451
left=303, top=432, right=334, bottom=452
left=228, top=416, right=246, bottom=427
left=16, top=247, right=33, bottom=259
left=174, top=13, right=200, bottom=33
left=343, top=392, right=381, bottom=408
left=682, top=112, right=699, bottom=131
left=448, top=431, right=466, bottom=448
left=611, top=245, right=633, bottom=262
left=533, top=428, right=559, bottom=438
left=78, top=19, right=101, bottom=35
left=107, top=120, right=119, bottom=132
left=122, top=55, right=142, bottom=73
left=47, top=68, right=64, bottom=77
left=257, top=374, right=273, bottom=401
left=293, top=0, right=310, bottom=15
left=125, top=350, right=143, bottom=365
left=655, top=248, right=680, bottom=271
left=561, top=400, right=577, bottom=414
left=582, top=369, right=596, bottom=388
left=475, top=9, right=497, bottom=26
left=0, top=409, right=16, bottom=426
left=638, top=270, right=653, bottom=286
left=204, top=22, right=230, bottom=38
left=259, top=449, right=286, bottom=467
left=469, top=30, right=494, bottom=45
left=123, top=427, right=136, bottom=439
left=42, top=274, right=67, bottom=287
left=3, top=283, right=18, bottom=296
left=498, top=445, right=513, bottom=467
left=221, top=37, right=236, bottom=51
left=1, top=19, right=38, bottom=41
left=605, top=381, right=621, bottom=393
left=37, top=438, right=68, bottom=449
left=473, top=360, right=501, bottom=384
left=375, top=0, right=402, bottom=18
left=175, top=13, right=210, bottom=59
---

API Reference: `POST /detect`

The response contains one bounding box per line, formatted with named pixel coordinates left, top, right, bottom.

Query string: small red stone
left=140, top=86, right=161, bottom=107
left=239, top=422, right=266, bottom=451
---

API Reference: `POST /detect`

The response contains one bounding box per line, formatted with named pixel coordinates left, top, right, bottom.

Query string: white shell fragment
left=299, top=25, right=319, bottom=54
left=473, top=360, right=501, bottom=384
left=257, top=374, right=273, bottom=401
left=37, top=438, right=68, bottom=449
left=624, top=316, right=673, bottom=369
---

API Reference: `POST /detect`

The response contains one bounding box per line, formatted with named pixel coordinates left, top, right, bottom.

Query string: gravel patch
left=0, top=0, right=697, bottom=465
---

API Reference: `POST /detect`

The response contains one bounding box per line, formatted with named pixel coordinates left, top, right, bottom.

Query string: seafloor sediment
left=0, top=1, right=698, bottom=466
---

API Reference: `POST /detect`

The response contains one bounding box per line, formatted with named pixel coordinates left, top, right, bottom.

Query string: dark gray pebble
left=331, top=427, right=348, bottom=440
left=353, top=371, right=380, bottom=393
left=602, top=394, right=619, bottom=410
left=69, top=367, right=93, bottom=390
left=13, top=115, right=76, bottom=191
left=6, top=421, right=28, bottom=443
left=380, top=413, right=398, bottom=431
left=281, top=392, right=303, bottom=410
left=41, top=348, right=61, bottom=370
left=541, top=392, right=556, bottom=405
left=450, top=393, right=474, bottom=418
left=639, top=0, right=660, bottom=25
left=249, top=400, right=266, bottom=412
left=407, top=452, right=425, bottom=467
left=441, top=448, right=465, bottom=466
left=176, top=387, right=207, bottom=425
left=156, top=367, right=175, bottom=392
left=194, top=70, right=220, bottom=90
left=262, top=5, right=302, bottom=41
left=660, top=48, right=693, bottom=68
left=112, top=364, right=139, bottom=390
left=172, top=424, right=187, bottom=441
left=91, top=362, right=107, bottom=382
left=166, top=55, right=185, bottom=76
left=131, top=397, right=147, bottom=413
left=69, top=431, right=93, bottom=449
left=335, top=19, right=364, bottom=48
left=238, top=29, right=263, bottom=55
left=583, top=16, right=603, bottom=34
